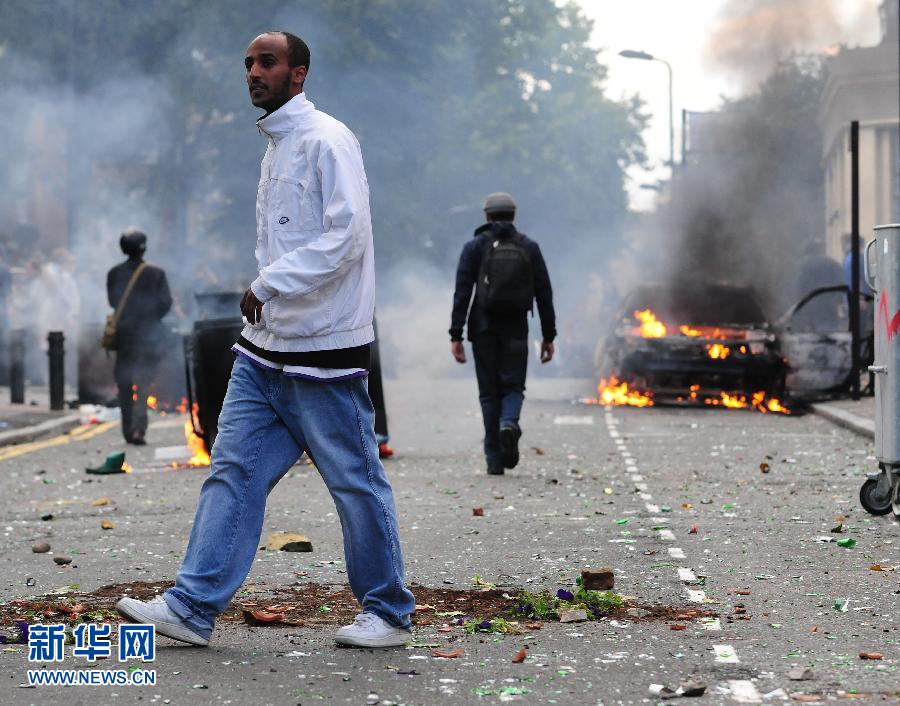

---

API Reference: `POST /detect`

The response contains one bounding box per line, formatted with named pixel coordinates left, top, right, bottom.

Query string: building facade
left=819, top=0, right=900, bottom=259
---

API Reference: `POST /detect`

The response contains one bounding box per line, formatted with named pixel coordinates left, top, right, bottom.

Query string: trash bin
left=184, top=317, right=243, bottom=455
left=859, top=223, right=900, bottom=517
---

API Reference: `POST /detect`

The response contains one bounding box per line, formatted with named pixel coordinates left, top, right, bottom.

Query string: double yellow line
left=0, top=421, right=118, bottom=462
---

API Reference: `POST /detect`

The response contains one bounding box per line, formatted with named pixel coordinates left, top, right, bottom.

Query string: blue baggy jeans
left=164, top=356, right=415, bottom=638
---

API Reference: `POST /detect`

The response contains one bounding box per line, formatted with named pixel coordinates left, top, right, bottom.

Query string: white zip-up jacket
left=244, top=93, right=375, bottom=352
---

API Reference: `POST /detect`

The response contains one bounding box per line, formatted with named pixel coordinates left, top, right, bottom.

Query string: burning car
left=594, top=282, right=853, bottom=410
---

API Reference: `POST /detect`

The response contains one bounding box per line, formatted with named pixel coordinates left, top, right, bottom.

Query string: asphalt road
left=0, top=376, right=897, bottom=705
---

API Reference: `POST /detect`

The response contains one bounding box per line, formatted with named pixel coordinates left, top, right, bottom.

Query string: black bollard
left=47, top=331, right=65, bottom=411
left=9, top=329, right=24, bottom=404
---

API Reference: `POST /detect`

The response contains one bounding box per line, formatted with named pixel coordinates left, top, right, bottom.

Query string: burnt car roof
left=620, top=283, right=767, bottom=327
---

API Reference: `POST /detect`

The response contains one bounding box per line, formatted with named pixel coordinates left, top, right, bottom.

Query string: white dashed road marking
left=603, top=407, right=745, bottom=692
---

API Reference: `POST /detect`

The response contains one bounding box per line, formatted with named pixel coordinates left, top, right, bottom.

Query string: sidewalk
left=811, top=395, right=875, bottom=439
left=0, top=386, right=81, bottom=446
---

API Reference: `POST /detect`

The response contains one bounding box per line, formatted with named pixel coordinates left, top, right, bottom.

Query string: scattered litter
left=626, top=608, right=651, bottom=619
left=100, top=520, right=115, bottom=530
left=531, top=447, right=545, bottom=455
left=86, top=454, right=127, bottom=475
left=869, top=564, right=884, bottom=571
left=713, top=645, right=739, bottom=663
left=558, top=608, right=588, bottom=623
left=472, top=508, right=484, bottom=517
left=52, top=556, right=72, bottom=566
left=688, top=525, right=699, bottom=535
left=836, top=538, right=856, bottom=549
left=40, top=514, right=53, bottom=521
left=31, top=543, right=50, bottom=554
left=581, top=567, right=614, bottom=590
left=431, top=648, right=464, bottom=659
left=859, top=652, right=883, bottom=660
left=834, top=598, right=849, bottom=612
left=91, top=498, right=111, bottom=507
left=830, top=523, right=844, bottom=534
left=266, top=533, right=313, bottom=552
left=787, top=667, right=813, bottom=681
left=511, top=648, right=526, bottom=663
left=760, top=462, right=770, bottom=473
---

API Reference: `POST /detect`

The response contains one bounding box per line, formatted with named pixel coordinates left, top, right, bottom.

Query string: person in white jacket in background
left=117, top=30, right=416, bottom=648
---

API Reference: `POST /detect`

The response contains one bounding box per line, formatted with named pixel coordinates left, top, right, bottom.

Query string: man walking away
left=106, top=229, right=172, bottom=445
left=449, top=193, right=556, bottom=475
left=116, top=31, right=415, bottom=648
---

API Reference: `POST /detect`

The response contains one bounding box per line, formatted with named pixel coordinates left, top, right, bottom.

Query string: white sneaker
left=116, top=596, right=210, bottom=646
left=335, top=612, right=411, bottom=648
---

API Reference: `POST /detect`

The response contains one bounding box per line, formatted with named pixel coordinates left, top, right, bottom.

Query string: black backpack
left=476, top=233, right=534, bottom=314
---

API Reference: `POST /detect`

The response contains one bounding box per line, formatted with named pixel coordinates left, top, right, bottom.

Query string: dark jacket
left=106, top=258, right=173, bottom=352
left=449, top=222, right=556, bottom=343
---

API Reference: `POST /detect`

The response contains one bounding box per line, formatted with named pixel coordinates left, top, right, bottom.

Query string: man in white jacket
left=117, top=31, right=416, bottom=648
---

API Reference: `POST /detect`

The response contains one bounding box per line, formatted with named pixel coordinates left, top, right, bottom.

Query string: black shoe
left=487, top=463, right=504, bottom=476
left=499, top=426, right=520, bottom=469
left=129, top=436, right=147, bottom=446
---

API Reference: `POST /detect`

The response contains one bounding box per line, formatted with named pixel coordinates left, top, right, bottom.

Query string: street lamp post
left=619, top=49, right=674, bottom=172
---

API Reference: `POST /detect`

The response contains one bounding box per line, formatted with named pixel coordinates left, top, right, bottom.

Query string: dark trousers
left=471, top=333, right=527, bottom=466
left=370, top=322, right=389, bottom=441
left=115, top=349, right=159, bottom=441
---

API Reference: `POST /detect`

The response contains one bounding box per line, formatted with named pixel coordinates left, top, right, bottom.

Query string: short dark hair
left=268, top=31, right=310, bottom=70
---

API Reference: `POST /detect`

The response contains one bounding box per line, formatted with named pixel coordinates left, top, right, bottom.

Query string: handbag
left=102, top=263, right=147, bottom=351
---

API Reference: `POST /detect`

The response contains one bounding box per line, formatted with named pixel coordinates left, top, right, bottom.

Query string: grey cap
left=483, top=192, right=517, bottom=214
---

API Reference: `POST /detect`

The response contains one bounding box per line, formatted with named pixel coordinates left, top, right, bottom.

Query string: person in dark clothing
left=106, top=229, right=173, bottom=445
left=449, top=192, right=556, bottom=475
left=369, top=318, right=394, bottom=458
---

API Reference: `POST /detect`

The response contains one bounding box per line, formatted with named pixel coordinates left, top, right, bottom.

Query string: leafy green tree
left=0, top=0, right=645, bottom=286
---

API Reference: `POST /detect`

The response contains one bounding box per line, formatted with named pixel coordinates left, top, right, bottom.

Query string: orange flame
left=706, top=343, right=731, bottom=360
left=591, top=377, right=654, bottom=407
left=122, top=461, right=134, bottom=473
left=633, top=309, right=667, bottom=338
left=184, top=404, right=211, bottom=466
left=146, top=395, right=158, bottom=410
left=679, top=325, right=702, bottom=337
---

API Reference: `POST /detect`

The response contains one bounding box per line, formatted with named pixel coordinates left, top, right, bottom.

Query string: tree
left=0, top=0, right=645, bottom=293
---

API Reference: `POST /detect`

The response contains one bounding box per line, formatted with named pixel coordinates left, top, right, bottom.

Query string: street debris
left=52, top=556, right=72, bottom=565
left=859, top=652, right=883, bottom=660
left=530, top=447, right=545, bottom=455
left=431, top=648, right=464, bottom=659
left=86, top=454, right=128, bottom=475
left=688, top=525, right=699, bottom=534
left=650, top=681, right=707, bottom=699
left=266, top=533, right=313, bottom=552
left=760, top=462, right=770, bottom=473
left=91, top=497, right=111, bottom=507
left=472, top=507, right=484, bottom=516
left=241, top=608, right=301, bottom=627
left=787, top=667, right=814, bottom=681
left=580, top=567, right=614, bottom=590
left=40, top=514, right=53, bottom=521
left=100, top=519, right=115, bottom=530
left=511, top=648, right=527, bottom=663
left=836, top=538, right=856, bottom=549
left=31, top=543, right=50, bottom=553
left=558, top=608, right=588, bottom=623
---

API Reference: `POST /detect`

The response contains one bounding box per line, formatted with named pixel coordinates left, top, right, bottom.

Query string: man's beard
left=265, top=73, right=294, bottom=113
